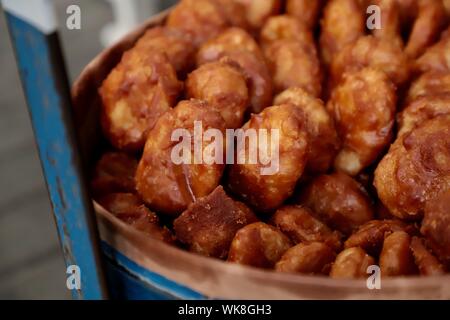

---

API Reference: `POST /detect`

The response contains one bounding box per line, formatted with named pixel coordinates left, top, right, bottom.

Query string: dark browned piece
left=410, top=237, right=446, bottom=276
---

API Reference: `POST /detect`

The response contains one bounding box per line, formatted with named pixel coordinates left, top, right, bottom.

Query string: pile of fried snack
left=91, top=0, right=450, bottom=279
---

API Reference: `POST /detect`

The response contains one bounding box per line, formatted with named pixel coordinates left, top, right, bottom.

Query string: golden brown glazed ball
left=374, top=115, right=450, bottom=221
left=421, top=190, right=450, bottom=266
left=260, top=15, right=315, bottom=53
left=344, top=220, right=416, bottom=256
left=330, top=247, right=376, bottom=279
left=265, top=39, right=322, bottom=97
left=404, top=0, right=447, bottom=59
left=404, top=71, right=450, bottom=106
left=299, top=172, right=375, bottom=235
left=329, top=35, right=411, bottom=90
left=99, top=49, right=182, bottom=151
left=319, top=0, right=365, bottom=66
left=275, top=242, right=336, bottom=275
left=235, top=0, right=283, bottom=31
left=196, top=28, right=273, bottom=114
left=98, top=193, right=174, bottom=243
left=286, top=0, right=324, bottom=29
left=398, top=94, right=450, bottom=137
left=211, top=0, right=250, bottom=30
left=416, top=28, right=450, bottom=74
left=186, top=59, right=249, bottom=129
left=228, top=222, right=292, bottom=268
left=173, top=186, right=258, bottom=259
left=410, top=236, right=446, bottom=276
left=327, top=68, right=397, bottom=176
left=166, top=0, right=228, bottom=47
left=134, top=26, right=196, bottom=75
left=91, top=152, right=138, bottom=197
left=274, top=88, right=340, bottom=174
left=135, top=99, right=226, bottom=217
left=272, top=206, right=343, bottom=251
left=380, top=231, right=417, bottom=277
left=227, top=104, right=309, bottom=213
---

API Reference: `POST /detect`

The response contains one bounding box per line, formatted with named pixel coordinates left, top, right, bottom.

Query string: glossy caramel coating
left=196, top=28, right=272, bottom=114
left=410, top=236, right=446, bottom=276
left=371, top=0, right=403, bottom=48
left=236, top=0, right=282, bottom=30
left=327, top=68, right=396, bottom=176
left=374, top=116, right=450, bottom=221
left=319, top=0, right=365, bottom=66
left=286, top=0, right=324, bottom=29
left=272, top=206, right=343, bottom=251
left=299, top=172, right=374, bottom=235
left=98, top=193, right=174, bottom=243
left=228, top=222, right=292, bottom=268
left=329, top=36, right=411, bottom=90
left=404, top=71, right=450, bottom=105
left=421, top=190, right=450, bottom=265
left=134, top=26, right=196, bottom=75
left=265, top=39, right=322, bottom=97
left=99, top=50, right=182, bottom=151
left=330, top=247, right=376, bottom=279
left=186, top=60, right=249, bottom=129
left=173, top=186, right=258, bottom=259
left=135, top=99, right=226, bottom=217
left=275, top=242, right=336, bottom=275
left=380, top=231, right=417, bottom=276
left=91, top=152, right=138, bottom=197
left=416, top=28, right=450, bottom=74
left=227, top=104, right=309, bottom=213
left=274, top=88, right=340, bottom=174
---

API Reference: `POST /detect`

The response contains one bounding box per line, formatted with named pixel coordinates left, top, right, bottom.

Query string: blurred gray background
left=0, top=0, right=175, bottom=299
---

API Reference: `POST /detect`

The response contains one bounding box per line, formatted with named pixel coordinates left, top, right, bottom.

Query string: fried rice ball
left=227, top=104, right=309, bottom=213
left=327, top=68, right=397, bottom=176
left=134, top=26, right=196, bottom=75
left=380, top=231, right=417, bottom=277
left=135, top=99, right=226, bottom=217
left=275, top=242, right=336, bottom=275
left=374, top=115, right=450, bottom=221
left=272, top=205, right=343, bottom=251
left=421, top=190, right=450, bottom=266
left=329, top=35, right=411, bottom=90
left=228, top=222, right=292, bottom=268
left=415, top=28, right=450, bottom=74
left=274, top=88, right=340, bottom=174
left=286, top=0, right=324, bottom=29
left=99, top=50, right=182, bottom=151
left=196, top=28, right=273, bottom=114
left=298, top=172, right=375, bottom=235
left=186, top=59, right=249, bottom=129
left=97, top=193, right=174, bottom=243
left=404, top=71, right=450, bottom=106
left=91, top=152, right=138, bottom=197
left=410, top=236, right=446, bottom=276
left=319, top=0, right=365, bottom=66
left=265, top=39, right=322, bottom=97
left=173, top=186, right=258, bottom=259
left=398, top=94, right=450, bottom=137
left=235, top=0, right=282, bottom=31
left=330, top=247, right=376, bottom=279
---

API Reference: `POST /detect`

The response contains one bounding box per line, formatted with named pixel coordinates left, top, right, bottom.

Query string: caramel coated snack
left=404, top=71, right=450, bottom=106
left=274, top=88, right=340, bottom=174
left=228, top=222, right=292, bottom=268
left=275, top=242, right=336, bottom=275
left=319, top=0, right=365, bottom=66
left=286, top=0, right=324, bottom=29
left=173, top=186, right=258, bottom=259
left=272, top=206, right=342, bottom=251
left=380, top=231, right=417, bottom=277
left=410, top=236, right=446, bottom=276
left=330, top=247, right=375, bottom=279
left=370, top=0, right=403, bottom=47
left=374, top=116, right=450, bottom=221
left=196, top=27, right=273, bottom=114
left=416, top=27, right=450, bottom=74
left=91, top=152, right=138, bottom=197
left=186, top=59, right=249, bottom=129
left=327, top=68, right=396, bottom=176
left=236, top=0, right=282, bottom=30
left=227, top=104, right=309, bottom=213
left=98, top=193, right=174, bottom=243
left=135, top=99, right=226, bottom=217
left=99, top=49, right=182, bottom=151
left=299, top=172, right=374, bottom=235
